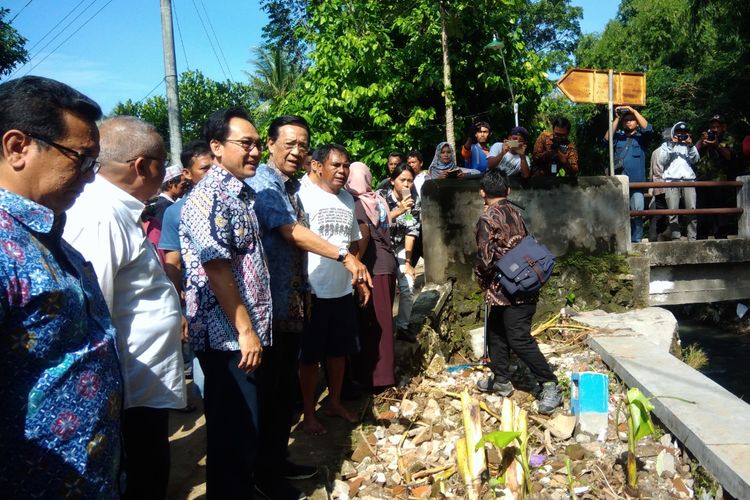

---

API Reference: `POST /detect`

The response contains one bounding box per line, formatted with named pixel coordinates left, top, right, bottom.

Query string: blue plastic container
left=570, top=372, right=609, bottom=415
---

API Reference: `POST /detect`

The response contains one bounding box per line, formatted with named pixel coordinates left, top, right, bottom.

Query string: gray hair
left=98, top=116, right=162, bottom=164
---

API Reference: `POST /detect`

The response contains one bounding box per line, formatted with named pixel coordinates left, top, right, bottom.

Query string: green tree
left=259, top=0, right=308, bottom=68
left=0, top=8, right=29, bottom=77
left=246, top=46, right=301, bottom=105
left=269, top=0, right=574, bottom=179
left=111, top=70, right=257, bottom=148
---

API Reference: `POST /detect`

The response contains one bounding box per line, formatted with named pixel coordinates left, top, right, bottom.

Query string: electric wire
left=189, top=0, right=228, bottom=79
left=21, top=0, right=115, bottom=77
left=134, top=77, right=166, bottom=105
left=172, top=0, right=190, bottom=70
left=7, top=0, right=90, bottom=79
left=197, top=0, right=233, bottom=80
left=9, top=0, right=34, bottom=23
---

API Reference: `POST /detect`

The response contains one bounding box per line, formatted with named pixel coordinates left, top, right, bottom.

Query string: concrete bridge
left=420, top=175, right=750, bottom=306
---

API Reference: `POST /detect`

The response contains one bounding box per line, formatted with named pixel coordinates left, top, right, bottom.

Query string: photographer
left=487, top=126, right=532, bottom=178
left=603, top=105, right=653, bottom=242
left=656, top=122, right=700, bottom=240
left=695, top=114, right=739, bottom=239
left=461, top=120, right=492, bottom=173
left=531, top=117, right=579, bottom=176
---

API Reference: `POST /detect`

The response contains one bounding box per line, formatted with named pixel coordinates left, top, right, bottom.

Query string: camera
left=676, top=133, right=689, bottom=143
left=616, top=107, right=628, bottom=117
left=706, top=130, right=717, bottom=141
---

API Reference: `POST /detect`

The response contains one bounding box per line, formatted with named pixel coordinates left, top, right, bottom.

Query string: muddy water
left=678, top=320, right=750, bottom=401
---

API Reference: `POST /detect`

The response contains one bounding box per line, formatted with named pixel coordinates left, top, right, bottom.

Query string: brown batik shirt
left=474, top=199, right=537, bottom=306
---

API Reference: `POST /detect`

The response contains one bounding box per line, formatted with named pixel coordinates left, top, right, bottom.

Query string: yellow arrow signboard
left=556, top=68, right=646, bottom=106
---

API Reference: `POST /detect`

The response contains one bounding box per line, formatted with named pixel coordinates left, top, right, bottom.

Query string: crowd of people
left=6, top=73, right=746, bottom=499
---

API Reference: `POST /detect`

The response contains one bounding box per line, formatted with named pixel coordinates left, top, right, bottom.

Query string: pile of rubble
left=330, top=329, right=707, bottom=499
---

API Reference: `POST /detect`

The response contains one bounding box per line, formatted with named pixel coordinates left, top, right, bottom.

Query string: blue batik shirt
left=0, top=188, right=122, bottom=498
left=246, top=164, right=308, bottom=333
left=180, top=164, right=273, bottom=351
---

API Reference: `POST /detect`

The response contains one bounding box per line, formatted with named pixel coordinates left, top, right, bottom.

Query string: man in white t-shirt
left=487, top=126, right=532, bottom=177
left=298, top=144, right=370, bottom=435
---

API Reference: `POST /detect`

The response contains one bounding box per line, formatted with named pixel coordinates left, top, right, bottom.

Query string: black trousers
left=256, top=331, right=302, bottom=480
left=487, top=304, right=556, bottom=385
left=122, top=406, right=170, bottom=500
left=197, top=350, right=259, bottom=499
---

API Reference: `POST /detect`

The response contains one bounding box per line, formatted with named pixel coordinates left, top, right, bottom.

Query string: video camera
left=706, top=130, right=717, bottom=141
left=676, top=133, right=690, bottom=143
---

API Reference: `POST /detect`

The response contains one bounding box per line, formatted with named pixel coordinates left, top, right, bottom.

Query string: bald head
left=97, top=116, right=167, bottom=202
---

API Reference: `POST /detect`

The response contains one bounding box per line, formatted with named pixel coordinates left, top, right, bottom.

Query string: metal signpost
left=556, top=68, right=646, bottom=176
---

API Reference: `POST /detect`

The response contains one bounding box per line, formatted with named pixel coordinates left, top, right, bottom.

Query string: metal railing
left=628, top=180, right=743, bottom=217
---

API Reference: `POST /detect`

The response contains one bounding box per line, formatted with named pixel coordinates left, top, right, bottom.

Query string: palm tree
left=245, top=46, right=301, bottom=106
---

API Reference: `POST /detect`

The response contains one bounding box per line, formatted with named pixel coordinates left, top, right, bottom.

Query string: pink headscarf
left=346, top=162, right=390, bottom=227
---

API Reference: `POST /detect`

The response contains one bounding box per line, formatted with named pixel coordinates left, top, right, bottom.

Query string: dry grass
left=682, top=344, right=709, bottom=370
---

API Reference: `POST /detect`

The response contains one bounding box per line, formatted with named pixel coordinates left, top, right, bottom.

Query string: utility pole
left=439, top=0, right=455, bottom=148
left=160, top=0, right=182, bottom=166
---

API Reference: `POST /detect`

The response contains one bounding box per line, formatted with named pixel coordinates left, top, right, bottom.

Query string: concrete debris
left=329, top=326, right=698, bottom=499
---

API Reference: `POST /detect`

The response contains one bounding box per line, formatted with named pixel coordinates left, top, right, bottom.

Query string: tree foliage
left=562, top=0, right=750, bottom=174
left=245, top=46, right=302, bottom=106
left=259, top=0, right=308, bottom=68
left=267, top=0, right=580, bottom=178
left=111, top=70, right=257, bottom=146
left=0, top=8, right=29, bottom=77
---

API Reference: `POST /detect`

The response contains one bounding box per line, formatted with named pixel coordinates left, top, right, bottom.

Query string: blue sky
left=3, top=0, right=618, bottom=114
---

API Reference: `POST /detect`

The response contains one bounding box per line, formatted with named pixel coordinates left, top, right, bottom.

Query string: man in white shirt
left=64, top=116, right=185, bottom=499
left=487, top=126, right=532, bottom=177
left=298, top=144, right=369, bottom=435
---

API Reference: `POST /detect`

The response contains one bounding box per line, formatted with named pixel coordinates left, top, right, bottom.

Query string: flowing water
left=677, top=320, right=750, bottom=401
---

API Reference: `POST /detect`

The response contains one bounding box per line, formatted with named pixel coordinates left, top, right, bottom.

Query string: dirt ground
left=166, top=380, right=372, bottom=499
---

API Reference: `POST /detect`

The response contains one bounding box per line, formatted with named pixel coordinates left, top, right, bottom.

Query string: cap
left=510, top=126, right=529, bottom=142
left=674, top=122, right=689, bottom=132
left=709, top=113, right=724, bottom=123
left=163, top=165, right=182, bottom=183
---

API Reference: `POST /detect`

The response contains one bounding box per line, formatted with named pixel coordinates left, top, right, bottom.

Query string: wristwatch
left=336, top=246, right=349, bottom=262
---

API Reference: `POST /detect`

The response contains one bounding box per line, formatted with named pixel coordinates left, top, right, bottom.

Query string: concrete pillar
left=737, top=176, right=750, bottom=239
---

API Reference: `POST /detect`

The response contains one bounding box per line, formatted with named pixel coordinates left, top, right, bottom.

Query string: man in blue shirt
left=0, top=76, right=122, bottom=498
left=247, top=115, right=370, bottom=499
left=605, top=105, right=653, bottom=242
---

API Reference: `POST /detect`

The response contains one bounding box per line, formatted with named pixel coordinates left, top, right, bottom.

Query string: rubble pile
left=333, top=327, right=705, bottom=499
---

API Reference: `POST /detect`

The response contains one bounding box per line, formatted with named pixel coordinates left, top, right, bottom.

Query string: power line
left=7, top=0, right=90, bottom=79
left=197, top=0, right=233, bottom=80
left=9, top=0, right=34, bottom=22
left=135, top=77, right=166, bottom=106
left=21, top=0, right=115, bottom=77
left=172, top=0, right=190, bottom=70
left=189, top=0, right=228, bottom=79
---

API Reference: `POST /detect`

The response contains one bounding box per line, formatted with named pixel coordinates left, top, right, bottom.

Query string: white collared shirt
left=64, top=175, right=186, bottom=409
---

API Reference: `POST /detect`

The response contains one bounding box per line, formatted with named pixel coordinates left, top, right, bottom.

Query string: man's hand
left=238, top=330, right=263, bottom=372
left=180, top=315, right=189, bottom=343
left=355, top=281, right=371, bottom=307
left=343, top=253, right=373, bottom=288
left=404, top=262, right=416, bottom=281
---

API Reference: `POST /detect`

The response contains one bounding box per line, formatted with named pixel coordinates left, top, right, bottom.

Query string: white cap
left=163, top=165, right=182, bottom=183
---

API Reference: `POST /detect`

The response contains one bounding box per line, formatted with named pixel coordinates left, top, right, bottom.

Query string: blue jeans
left=630, top=191, right=644, bottom=242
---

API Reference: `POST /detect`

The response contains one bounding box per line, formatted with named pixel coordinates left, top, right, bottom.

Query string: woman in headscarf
left=346, top=162, right=397, bottom=390
left=429, top=141, right=481, bottom=179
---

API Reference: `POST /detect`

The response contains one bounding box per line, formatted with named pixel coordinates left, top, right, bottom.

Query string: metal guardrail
left=628, top=180, right=744, bottom=218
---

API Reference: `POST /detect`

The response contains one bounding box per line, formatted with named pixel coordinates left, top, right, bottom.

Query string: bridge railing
left=626, top=180, right=744, bottom=217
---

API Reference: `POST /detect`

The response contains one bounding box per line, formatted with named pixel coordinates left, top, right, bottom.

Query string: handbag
left=493, top=219, right=555, bottom=297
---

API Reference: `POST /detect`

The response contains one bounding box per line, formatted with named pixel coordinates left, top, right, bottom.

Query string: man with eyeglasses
left=0, top=76, right=121, bottom=497
left=246, top=115, right=371, bottom=499
left=64, top=116, right=186, bottom=499
left=179, top=107, right=271, bottom=498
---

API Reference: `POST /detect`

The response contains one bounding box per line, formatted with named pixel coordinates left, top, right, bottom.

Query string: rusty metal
left=629, top=181, right=743, bottom=189
left=631, top=208, right=743, bottom=217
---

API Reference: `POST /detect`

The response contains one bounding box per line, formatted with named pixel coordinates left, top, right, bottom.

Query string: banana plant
left=625, top=387, right=656, bottom=488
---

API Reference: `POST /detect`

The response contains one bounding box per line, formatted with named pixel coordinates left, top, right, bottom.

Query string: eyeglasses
left=281, top=142, right=309, bottom=154
left=24, top=131, right=100, bottom=174
left=126, top=156, right=170, bottom=170
left=224, top=139, right=263, bottom=152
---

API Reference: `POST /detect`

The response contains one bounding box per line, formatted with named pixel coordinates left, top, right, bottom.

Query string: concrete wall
left=421, top=175, right=631, bottom=284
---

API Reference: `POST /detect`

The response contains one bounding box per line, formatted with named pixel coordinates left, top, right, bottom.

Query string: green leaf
left=627, top=387, right=656, bottom=442
left=475, top=431, right=522, bottom=451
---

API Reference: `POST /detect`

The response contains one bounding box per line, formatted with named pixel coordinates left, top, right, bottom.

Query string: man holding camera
left=487, top=126, right=532, bottom=178
left=604, top=105, right=653, bottom=243
left=531, top=117, right=579, bottom=176
left=656, top=122, right=700, bottom=240
left=461, top=120, right=492, bottom=173
left=695, top=114, right=739, bottom=239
